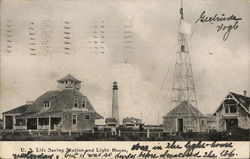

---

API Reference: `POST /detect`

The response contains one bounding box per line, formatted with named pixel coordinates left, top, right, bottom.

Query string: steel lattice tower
left=170, top=2, right=199, bottom=123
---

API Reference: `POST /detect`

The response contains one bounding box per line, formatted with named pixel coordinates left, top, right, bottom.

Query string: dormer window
left=82, top=100, right=86, bottom=108
left=44, top=101, right=50, bottom=108
left=225, top=105, right=237, bottom=113
left=74, top=99, right=78, bottom=108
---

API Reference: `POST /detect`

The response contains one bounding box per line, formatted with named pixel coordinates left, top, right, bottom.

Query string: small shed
left=163, top=101, right=206, bottom=133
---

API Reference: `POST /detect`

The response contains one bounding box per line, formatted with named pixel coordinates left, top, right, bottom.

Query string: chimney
left=243, top=90, right=247, bottom=96
left=112, top=81, right=119, bottom=126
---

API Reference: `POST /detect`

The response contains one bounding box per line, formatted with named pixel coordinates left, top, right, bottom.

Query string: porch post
left=48, top=116, right=51, bottom=135
left=176, top=118, right=178, bottom=132
left=3, top=115, right=5, bottom=129
left=224, top=119, right=227, bottom=130
left=25, top=118, right=27, bottom=130
left=26, top=118, right=29, bottom=130
left=197, top=118, right=200, bottom=132
left=37, top=118, right=39, bottom=130
left=118, top=129, right=121, bottom=137
left=147, top=129, right=150, bottom=138
left=13, top=115, right=16, bottom=130
left=216, top=116, right=219, bottom=131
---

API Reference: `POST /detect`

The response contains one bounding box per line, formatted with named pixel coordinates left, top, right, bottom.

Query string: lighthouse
left=112, top=81, right=119, bottom=126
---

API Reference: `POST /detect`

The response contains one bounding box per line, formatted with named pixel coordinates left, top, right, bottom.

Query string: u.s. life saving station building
left=2, top=74, right=250, bottom=133
left=2, top=74, right=103, bottom=132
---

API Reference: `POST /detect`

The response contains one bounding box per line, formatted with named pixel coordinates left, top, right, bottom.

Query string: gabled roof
left=25, top=90, right=59, bottom=113
left=3, top=89, right=103, bottom=119
left=95, top=113, right=104, bottom=119
left=3, top=104, right=31, bottom=114
left=214, top=92, right=250, bottom=114
left=29, top=111, right=62, bottom=118
left=57, top=74, right=81, bottom=83
left=26, top=89, right=96, bottom=113
left=163, top=101, right=205, bottom=118
left=230, top=92, right=250, bottom=112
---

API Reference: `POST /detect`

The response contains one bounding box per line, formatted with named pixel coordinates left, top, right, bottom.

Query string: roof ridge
left=230, top=91, right=250, bottom=99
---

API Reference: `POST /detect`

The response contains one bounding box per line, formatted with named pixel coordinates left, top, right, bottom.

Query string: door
left=71, top=114, right=77, bottom=132
left=226, top=119, right=238, bottom=130
left=27, top=118, right=37, bottom=130
left=51, top=118, right=61, bottom=130
left=5, top=116, right=13, bottom=129
left=178, top=118, right=184, bottom=132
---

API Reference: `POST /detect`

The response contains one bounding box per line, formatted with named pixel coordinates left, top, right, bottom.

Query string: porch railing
left=37, top=125, right=50, bottom=130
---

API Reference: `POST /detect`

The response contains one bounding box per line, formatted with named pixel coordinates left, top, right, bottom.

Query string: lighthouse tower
left=112, top=81, right=119, bottom=126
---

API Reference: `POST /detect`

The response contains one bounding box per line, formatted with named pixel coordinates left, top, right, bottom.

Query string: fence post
left=38, top=131, right=41, bottom=136
left=92, top=129, right=95, bottom=134
left=69, top=130, right=71, bottom=136
left=159, top=132, right=161, bottom=138
left=147, top=129, right=150, bottom=138
left=80, top=131, right=82, bottom=136
left=12, top=129, right=14, bottom=135
left=48, top=129, right=50, bottom=136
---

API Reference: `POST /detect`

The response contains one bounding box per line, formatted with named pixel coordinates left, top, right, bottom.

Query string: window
left=44, top=101, right=50, bottom=108
left=16, top=119, right=25, bottom=126
left=82, top=100, right=86, bottom=108
left=201, top=120, right=204, bottom=126
left=72, top=115, right=77, bottom=124
left=225, top=106, right=229, bottom=113
left=230, top=105, right=237, bottom=113
left=38, top=118, right=49, bottom=125
left=85, top=114, right=90, bottom=120
left=225, top=105, right=237, bottom=113
left=181, top=45, right=185, bottom=52
left=74, top=99, right=78, bottom=108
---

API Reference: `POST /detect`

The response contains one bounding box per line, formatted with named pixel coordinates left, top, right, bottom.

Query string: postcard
left=0, top=0, right=249, bottom=158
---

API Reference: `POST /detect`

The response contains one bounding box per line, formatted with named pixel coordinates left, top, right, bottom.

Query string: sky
left=0, top=0, right=249, bottom=124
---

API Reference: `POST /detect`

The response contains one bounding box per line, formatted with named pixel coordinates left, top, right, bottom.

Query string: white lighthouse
left=112, top=81, right=119, bottom=126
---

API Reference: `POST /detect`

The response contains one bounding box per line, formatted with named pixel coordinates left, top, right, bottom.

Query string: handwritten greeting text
left=195, top=11, right=242, bottom=41
left=11, top=141, right=239, bottom=159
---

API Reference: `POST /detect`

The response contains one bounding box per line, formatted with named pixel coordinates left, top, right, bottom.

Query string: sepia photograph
left=0, top=0, right=249, bottom=144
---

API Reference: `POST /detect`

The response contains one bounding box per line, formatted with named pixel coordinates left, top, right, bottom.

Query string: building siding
left=163, top=117, right=206, bottom=133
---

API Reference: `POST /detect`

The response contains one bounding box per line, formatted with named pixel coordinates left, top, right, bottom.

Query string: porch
left=3, top=113, right=62, bottom=131
left=26, top=117, right=62, bottom=131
